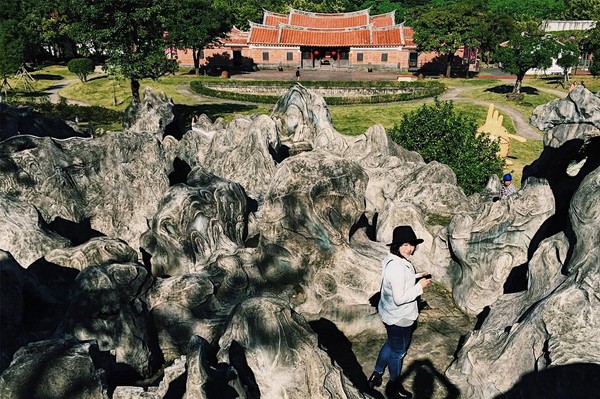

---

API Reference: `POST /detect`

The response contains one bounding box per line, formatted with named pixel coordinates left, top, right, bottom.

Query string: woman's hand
left=419, top=277, right=432, bottom=288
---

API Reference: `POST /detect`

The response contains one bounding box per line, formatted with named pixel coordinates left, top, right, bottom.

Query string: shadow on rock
left=494, top=363, right=600, bottom=399
left=309, top=318, right=384, bottom=398
left=402, top=359, right=460, bottom=399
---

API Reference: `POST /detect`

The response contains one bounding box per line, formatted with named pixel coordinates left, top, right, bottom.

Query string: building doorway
left=300, top=47, right=350, bottom=68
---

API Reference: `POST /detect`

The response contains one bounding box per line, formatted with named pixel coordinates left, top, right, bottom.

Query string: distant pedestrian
left=295, top=67, right=301, bottom=81
left=501, top=173, right=517, bottom=197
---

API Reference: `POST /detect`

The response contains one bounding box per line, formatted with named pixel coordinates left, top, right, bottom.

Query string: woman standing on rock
left=368, top=225, right=431, bottom=399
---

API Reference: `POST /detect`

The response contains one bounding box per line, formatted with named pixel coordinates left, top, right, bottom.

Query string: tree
left=0, top=0, right=25, bottom=97
left=389, top=99, right=504, bottom=195
left=67, top=57, right=94, bottom=82
left=486, top=0, right=565, bottom=20
left=21, top=0, right=78, bottom=60
left=71, top=0, right=171, bottom=103
left=412, top=4, right=482, bottom=77
left=563, top=0, right=600, bottom=20
left=477, top=13, right=517, bottom=65
left=495, top=31, right=559, bottom=94
left=164, top=0, right=232, bottom=76
left=556, top=40, right=579, bottom=84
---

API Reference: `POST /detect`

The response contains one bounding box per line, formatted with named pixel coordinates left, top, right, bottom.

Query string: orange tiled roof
left=280, top=26, right=372, bottom=46
left=221, top=27, right=249, bottom=46
left=249, top=23, right=409, bottom=46
left=402, top=27, right=416, bottom=47
left=370, top=12, right=395, bottom=28
left=264, top=11, right=288, bottom=26
left=287, top=8, right=369, bottom=29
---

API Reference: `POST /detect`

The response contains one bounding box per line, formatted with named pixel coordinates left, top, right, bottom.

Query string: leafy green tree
left=71, top=0, right=171, bottom=102
left=164, top=0, right=232, bottom=76
left=477, top=13, right=517, bottom=65
left=67, top=57, right=94, bottom=82
left=0, top=17, right=24, bottom=82
left=412, top=4, right=483, bottom=77
left=21, top=0, right=78, bottom=60
left=556, top=40, right=579, bottom=83
left=486, top=0, right=565, bottom=20
left=590, top=53, right=600, bottom=76
left=495, top=30, right=559, bottom=94
left=563, top=0, right=600, bottom=20
left=389, top=99, right=504, bottom=195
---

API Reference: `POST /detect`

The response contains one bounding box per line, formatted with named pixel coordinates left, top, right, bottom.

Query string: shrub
left=67, top=58, right=95, bottom=82
left=389, top=99, right=504, bottom=195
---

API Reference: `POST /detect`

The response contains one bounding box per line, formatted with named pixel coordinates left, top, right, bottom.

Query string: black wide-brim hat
left=386, top=225, right=424, bottom=246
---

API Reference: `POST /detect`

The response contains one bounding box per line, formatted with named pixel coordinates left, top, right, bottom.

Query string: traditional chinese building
left=172, top=8, right=470, bottom=72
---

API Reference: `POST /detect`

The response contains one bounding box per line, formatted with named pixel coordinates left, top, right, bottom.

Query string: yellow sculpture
left=477, top=104, right=526, bottom=165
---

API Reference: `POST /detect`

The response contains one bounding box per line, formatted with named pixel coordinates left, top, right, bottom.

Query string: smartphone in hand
left=416, top=273, right=432, bottom=282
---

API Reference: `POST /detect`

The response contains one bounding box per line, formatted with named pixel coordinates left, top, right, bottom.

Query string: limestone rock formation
left=0, top=339, right=109, bottom=399
left=446, top=87, right=600, bottom=399
left=217, top=296, right=364, bottom=399
left=0, top=103, right=90, bottom=141
left=2, top=83, right=599, bottom=399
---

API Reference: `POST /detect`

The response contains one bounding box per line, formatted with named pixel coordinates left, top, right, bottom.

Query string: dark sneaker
left=368, top=371, right=383, bottom=388
left=385, top=380, right=413, bottom=399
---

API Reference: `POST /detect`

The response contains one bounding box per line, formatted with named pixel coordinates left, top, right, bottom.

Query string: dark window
left=287, top=52, right=293, bottom=61
left=339, top=51, right=349, bottom=60
left=409, top=52, right=418, bottom=68
left=262, top=52, right=269, bottom=61
left=357, top=53, right=363, bottom=62
left=199, top=50, right=205, bottom=59
left=381, top=53, right=388, bottom=62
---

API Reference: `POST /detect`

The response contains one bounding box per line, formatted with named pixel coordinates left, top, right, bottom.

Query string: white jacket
left=377, top=253, right=422, bottom=326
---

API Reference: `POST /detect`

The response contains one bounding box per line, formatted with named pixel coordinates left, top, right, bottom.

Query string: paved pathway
left=439, top=86, right=545, bottom=141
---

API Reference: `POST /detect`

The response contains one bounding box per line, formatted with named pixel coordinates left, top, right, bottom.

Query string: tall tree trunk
left=193, top=48, right=200, bottom=76
left=446, top=53, right=454, bottom=78
left=513, top=73, right=524, bottom=94
left=131, top=79, right=140, bottom=103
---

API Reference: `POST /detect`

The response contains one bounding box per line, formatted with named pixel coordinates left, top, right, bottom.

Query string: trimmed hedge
left=189, top=80, right=445, bottom=105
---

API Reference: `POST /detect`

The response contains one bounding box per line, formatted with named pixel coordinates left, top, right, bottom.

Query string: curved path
left=438, top=86, right=546, bottom=141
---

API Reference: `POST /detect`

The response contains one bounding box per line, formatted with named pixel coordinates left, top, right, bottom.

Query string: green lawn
left=330, top=100, right=516, bottom=136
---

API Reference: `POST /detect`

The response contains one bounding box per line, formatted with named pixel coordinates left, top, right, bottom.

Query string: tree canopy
left=71, top=0, right=173, bottom=102
left=495, top=30, right=559, bottom=94
left=389, top=99, right=504, bottom=195
left=412, top=3, right=483, bottom=77
left=164, top=0, right=233, bottom=76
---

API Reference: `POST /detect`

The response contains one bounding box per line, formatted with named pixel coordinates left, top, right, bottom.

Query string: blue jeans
left=374, top=322, right=413, bottom=382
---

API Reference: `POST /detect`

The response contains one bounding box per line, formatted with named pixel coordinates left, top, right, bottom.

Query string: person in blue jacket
left=368, top=225, right=432, bottom=399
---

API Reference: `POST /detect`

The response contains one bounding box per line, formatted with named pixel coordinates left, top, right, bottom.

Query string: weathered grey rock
left=0, top=103, right=90, bottom=142
left=343, top=124, right=423, bottom=167
left=123, top=87, right=177, bottom=139
left=65, top=263, right=159, bottom=379
left=530, top=85, right=600, bottom=148
left=271, top=83, right=349, bottom=154
left=140, top=167, right=248, bottom=277
left=203, top=114, right=280, bottom=199
left=0, top=339, right=108, bottom=399
left=0, top=194, right=70, bottom=267
left=446, top=88, right=600, bottom=399
left=45, top=237, right=138, bottom=271
left=0, top=133, right=169, bottom=252
left=448, top=178, right=555, bottom=316
left=113, top=355, right=187, bottom=399
left=0, top=250, right=65, bottom=372
left=217, top=296, right=364, bottom=399
left=146, top=248, right=261, bottom=360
